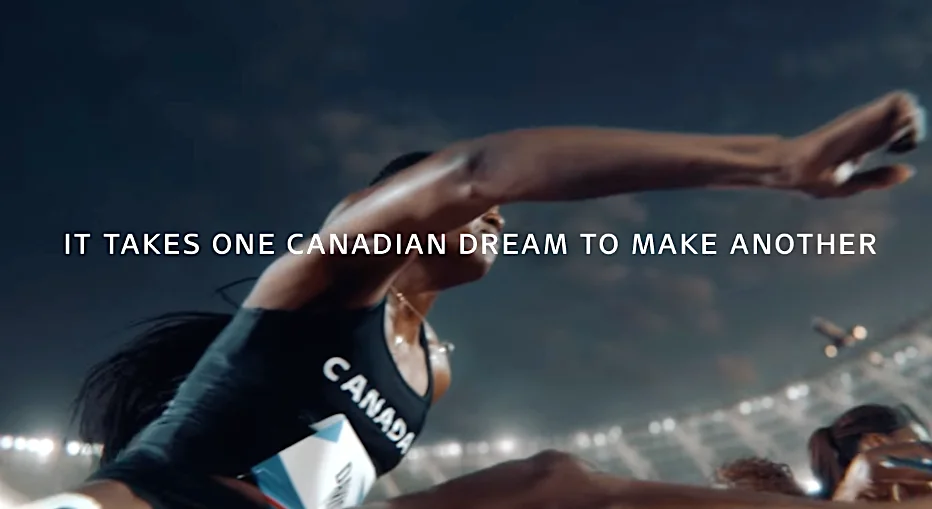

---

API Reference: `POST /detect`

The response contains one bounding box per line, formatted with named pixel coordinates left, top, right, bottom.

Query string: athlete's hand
left=833, top=441, right=932, bottom=502
left=772, top=91, right=925, bottom=198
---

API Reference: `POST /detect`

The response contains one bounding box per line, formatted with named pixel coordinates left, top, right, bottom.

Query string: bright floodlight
left=800, top=477, right=822, bottom=495
left=738, top=401, right=752, bottom=415
left=496, top=438, right=516, bottom=454
left=607, top=426, right=622, bottom=440
left=592, top=432, right=607, bottom=447
left=661, top=418, right=676, bottom=432
left=0, top=436, right=11, bottom=450
left=66, top=441, right=82, bottom=456
left=648, top=421, right=661, bottom=434
left=13, top=437, right=26, bottom=451
left=824, top=344, right=838, bottom=358
left=786, top=384, right=809, bottom=400
left=446, top=442, right=462, bottom=457
left=852, top=325, right=867, bottom=341
left=574, top=432, right=591, bottom=449
left=36, top=438, right=55, bottom=457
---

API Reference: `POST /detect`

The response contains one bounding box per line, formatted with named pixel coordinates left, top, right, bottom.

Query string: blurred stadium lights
left=495, top=437, right=516, bottom=454
left=795, top=473, right=823, bottom=495
left=785, top=383, right=810, bottom=401
left=852, top=325, right=868, bottom=341
left=0, top=435, right=100, bottom=458
left=0, top=327, right=930, bottom=503
left=592, top=432, right=607, bottom=447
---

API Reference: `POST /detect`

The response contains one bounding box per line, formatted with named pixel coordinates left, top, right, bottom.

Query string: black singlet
left=92, top=299, right=434, bottom=509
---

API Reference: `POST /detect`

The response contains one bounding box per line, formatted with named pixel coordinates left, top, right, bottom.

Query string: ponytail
left=807, top=426, right=843, bottom=499
left=73, top=311, right=234, bottom=464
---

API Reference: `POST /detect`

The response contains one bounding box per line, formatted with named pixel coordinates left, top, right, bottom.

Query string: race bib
left=252, top=414, right=377, bottom=509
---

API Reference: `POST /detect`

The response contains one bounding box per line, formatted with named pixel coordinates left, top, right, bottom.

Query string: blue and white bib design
left=252, top=414, right=377, bottom=509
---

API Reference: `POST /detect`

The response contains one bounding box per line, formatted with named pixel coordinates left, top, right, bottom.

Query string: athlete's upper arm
left=245, top=146, right=496, bottom=309
left=324, top=148, right=492, bottom=239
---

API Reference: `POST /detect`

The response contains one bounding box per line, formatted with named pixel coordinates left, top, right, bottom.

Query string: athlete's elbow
left=436, top=141, right=502, bottom=206
left=447, top=134, right=528, bottom=206
left=519, top=450, right=617, bottom=509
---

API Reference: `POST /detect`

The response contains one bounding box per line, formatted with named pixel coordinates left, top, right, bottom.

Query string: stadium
left=2, top=310, right=929, bottom=508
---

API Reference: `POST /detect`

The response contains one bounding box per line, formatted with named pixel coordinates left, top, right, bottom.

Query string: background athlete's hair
left=808, top=404, right=908, bottom=499
left=73, top=153, right=432, bottom=465
left=714, top=457, right=805, bottom=497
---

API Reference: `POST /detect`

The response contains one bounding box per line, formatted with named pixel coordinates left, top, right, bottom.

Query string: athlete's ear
left=857, top=432, right=890, bottom=453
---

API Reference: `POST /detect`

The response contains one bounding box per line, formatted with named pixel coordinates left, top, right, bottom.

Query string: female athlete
left=809, top=404, right=932, bottom=501
left=707, top=404, right=932, bottom=502
left=22, top=91, right=927, bottom=509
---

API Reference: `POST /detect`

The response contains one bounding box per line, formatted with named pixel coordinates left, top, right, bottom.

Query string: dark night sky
left=3, top=0, right=932, bottom=443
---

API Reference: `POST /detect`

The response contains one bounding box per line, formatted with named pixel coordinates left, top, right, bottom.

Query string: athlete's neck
left=391, top=270, right=438, bottom=323
left=394, top=289, right=437, bottom=319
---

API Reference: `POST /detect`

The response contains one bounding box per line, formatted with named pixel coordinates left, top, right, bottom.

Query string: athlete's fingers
left=888, top=103, right=927, bottom=154
left=831, top=164, right=915, bottom=197
left=810, top=92, right=922, bottom=169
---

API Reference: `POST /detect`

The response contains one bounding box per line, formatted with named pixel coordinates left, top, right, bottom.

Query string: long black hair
left=369, top=151, right=433, bottom=186
left=73, top=312, right=234, bottom=465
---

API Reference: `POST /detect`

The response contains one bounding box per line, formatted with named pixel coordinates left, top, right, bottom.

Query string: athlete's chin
left=462, top=252, right=496, bottom=280
left=430, top=255, right=496, bottom=290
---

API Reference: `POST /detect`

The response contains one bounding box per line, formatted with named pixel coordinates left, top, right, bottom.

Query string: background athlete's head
left=808, top=404, right=923, bottom=499
left=325, top=151, right=505, bottom=291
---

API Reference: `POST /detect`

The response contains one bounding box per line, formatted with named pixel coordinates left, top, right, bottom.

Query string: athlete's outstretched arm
left=363, top=451, right=928, bottom=509
left=17, top=451, right=932, bottom=509
left=247, top=91, right=923, bottom=309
